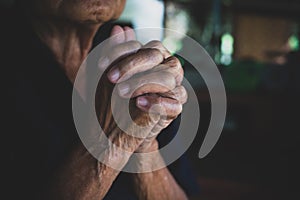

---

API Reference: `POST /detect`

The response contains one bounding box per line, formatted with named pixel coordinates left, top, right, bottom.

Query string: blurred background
left=1, top=0, right=299, bottom=199
left=118, top=1, right=300, bottom=199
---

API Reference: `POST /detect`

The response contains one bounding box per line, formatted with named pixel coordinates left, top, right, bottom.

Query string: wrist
left=135, top=138, right=159, bottom=153
left=88, top=129, right=143, bottom=171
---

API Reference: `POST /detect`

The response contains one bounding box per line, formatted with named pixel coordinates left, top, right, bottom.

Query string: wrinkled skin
left=28, top=0, right=126, bottom=23
left=96, top=27, right=187, bottom=154
left=24, top=0, right=189, bottom=199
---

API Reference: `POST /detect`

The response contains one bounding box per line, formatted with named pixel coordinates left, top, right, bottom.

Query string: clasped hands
left=96, top=26, right=187, bottom=156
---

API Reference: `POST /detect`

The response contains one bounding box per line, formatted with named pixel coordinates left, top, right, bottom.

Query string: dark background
left=163, top=1, right=300, bottom=199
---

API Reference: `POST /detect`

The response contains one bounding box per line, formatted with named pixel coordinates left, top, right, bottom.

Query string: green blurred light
left=162, top=37, right=182, bottom=54
left=221, top=33, right=234, bottom=65
left=289, top=35, right=299, bottom=50
left=221, top=33, right=234, bottom=55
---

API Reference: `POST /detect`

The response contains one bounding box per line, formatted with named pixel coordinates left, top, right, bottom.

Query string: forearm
left=49, top=143, right=123, bottom=200
left=132, top=141, right=188, bottom=200
left=133, top=168, right=188, bottom=200
left=49, top=129, right=142, bottom=200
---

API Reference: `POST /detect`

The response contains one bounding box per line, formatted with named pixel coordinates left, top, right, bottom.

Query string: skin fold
left=24, top=0, right=189, bottom=199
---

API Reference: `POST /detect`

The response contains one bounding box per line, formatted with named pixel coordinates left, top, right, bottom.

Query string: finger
left=164, top=56, right=184, bottom=85
left=158, top=86, right=188, bottom=104
left=136, top=95, right=182, bottom=119
left=110, top=25, right=126, bottom=47
left=117, top=71, right=176, bottom=98
left=107, top=48, right=164, bottom=83
left=98, top=41, right=142, bottom=70
left=142, top=40, right=171, bottom=59
left=124, top=26, right=136, bottom=42
left=151, top=56, right=184, bottom=85
left=98, top=25, right=128, bottom=69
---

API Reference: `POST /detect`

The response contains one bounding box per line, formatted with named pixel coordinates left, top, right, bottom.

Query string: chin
left=60, top=0, right=126, bottom=24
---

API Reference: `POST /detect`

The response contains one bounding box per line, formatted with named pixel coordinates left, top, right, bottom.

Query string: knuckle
left=137, top=48, right=163, bottom=59
left=127, top=40, right=142, bottom=49
left=166, top=66, right=183, bottom=85
left=168, top=104, right=182, bottom=119
left=176, top=104, right=183, bottom=116
left=145, top=40, right=164, bottom=48
left=161, top=72, right=177, bottom=88
left=181, top=87, right=188, bottom=103
left=176, top=104, right=183, bottom=114
left=140, top=48, right=164, bottom=64
left=158, top=118, right=172, bottom=129
left=143, top=40, right=171, bottom=58
left=172, top=86, right=188, bottom=104
left=173, top=87, right=182, bottom=99
left=165, top=56, right=182, bottom=69
left=110, top=41, right=141, bottom=58
left=148, top=48, right=164, bottom=58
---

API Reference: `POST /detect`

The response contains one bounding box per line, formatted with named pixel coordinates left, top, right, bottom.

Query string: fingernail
left=108, top=69, right=120, bottom=82
left=138, top=97, right=148, bottom=107
left=118, top=84, right=130, bottom=96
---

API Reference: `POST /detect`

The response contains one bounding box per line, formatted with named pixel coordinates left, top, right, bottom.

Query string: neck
left=32, top=18, right=101, bottom=83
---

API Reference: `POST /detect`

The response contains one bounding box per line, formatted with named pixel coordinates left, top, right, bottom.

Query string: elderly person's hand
left=96, top=26, right=187, bottom=156
left=12, top=0, right=190, bottom=199
left=93, top=26, right=189, bottom=200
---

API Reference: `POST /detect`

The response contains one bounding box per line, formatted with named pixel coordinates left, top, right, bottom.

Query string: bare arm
left=49, top=129, right=144, bottom=200
left=133, top=167, right=188, bottom=200
left=49, top=26, right=188, bottom=200
left=50, top=143, right=120, bottom=200
left=132, top=141, right=188, bottom=200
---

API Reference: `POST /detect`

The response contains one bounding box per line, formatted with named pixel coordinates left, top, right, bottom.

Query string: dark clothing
left=2, top=7, right=199, bottom=199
